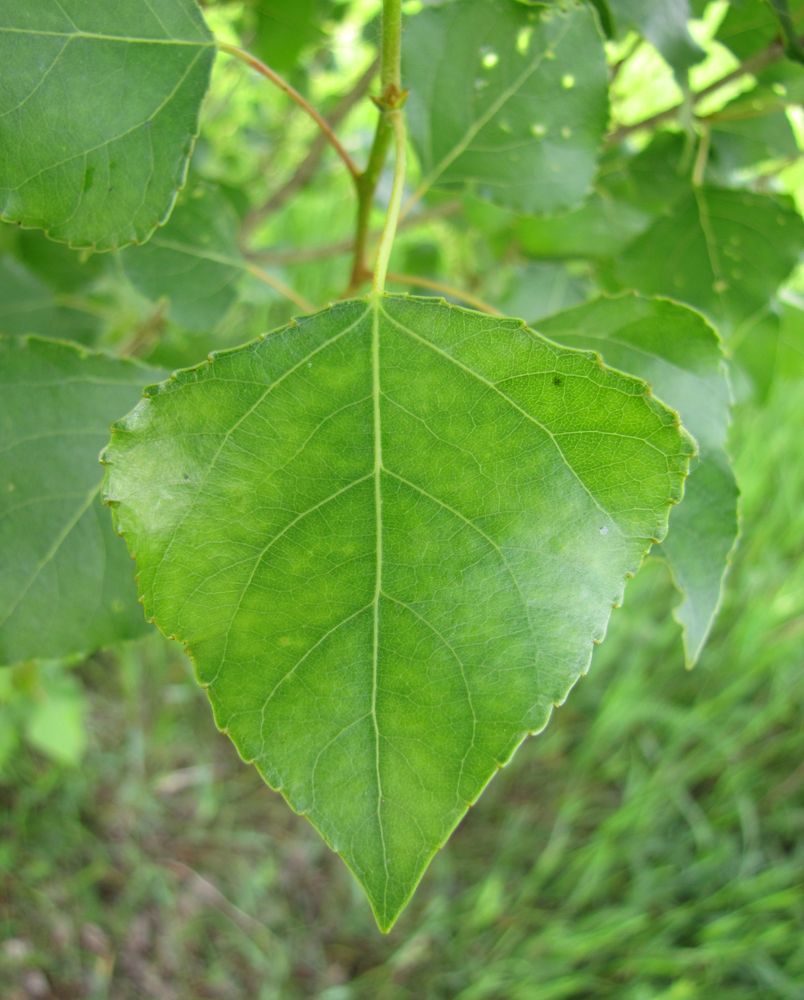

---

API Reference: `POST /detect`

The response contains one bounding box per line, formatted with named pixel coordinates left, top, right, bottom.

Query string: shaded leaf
left=0, top=337, right=161, bottom=665
left=121, top=185, right=243, bottom=330
left=539, top=294, right=738, bottom=664
left=0, top=0, right=215, bottom=249
left=103, top=294, right=693, bottom=929
left=715, top=0, right=803, bottom=60
left=0, top=257, right=99, bottom=343
left=404, top=0, right=609, bottom=214
left=611, top=187, right=803, bottom=335
left=709, top=98, right=800, bottom=180
left=247, top=0, right=339, bottom=75
left=515, top=193, right=651, bottom=259
left=15, top=230, right=105, bottom=293
left=606, top=0, right=704, bottom=77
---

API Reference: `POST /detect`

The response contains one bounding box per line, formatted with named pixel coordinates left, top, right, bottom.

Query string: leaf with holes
left=0, top=337, right=161, bottom=666
left=0, top=0, right=215, bottom=250
left=103, top=295, right=693, bottom=929
left=539, top=294, right=738, bottom=665
left=404, top=0, right=608, bottom=214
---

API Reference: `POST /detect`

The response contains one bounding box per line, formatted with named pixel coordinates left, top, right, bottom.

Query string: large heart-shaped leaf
left=0, top=0, right=215, bottom=250
left=102, top=294, right=693, bottom=929
left=539, top=294, right=738, bottom=665
left=0, top=336, right=160, bottom=665
left=403, top=0, right=609, bottom=214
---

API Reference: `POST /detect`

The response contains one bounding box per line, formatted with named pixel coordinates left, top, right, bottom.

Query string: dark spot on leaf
left=552, top=375, right=563, bottom=386
left=83, top=166, right=95, bottom=192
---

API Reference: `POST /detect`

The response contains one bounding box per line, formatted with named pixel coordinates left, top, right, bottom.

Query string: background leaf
left=0, top=257, right=100, bottom=343
left=404, top=0, right=609, bottom=214
left=611, top=187, right=803, bottom=336
left=539, top=294, right=738, bottom=665
left=606, top=0, right=705, bottom=77
left=0, top=0, right=215, bottom=249
left=121, top=184, right=244, bottom=330
left=0, top=337, right=161, bottom=665
left=103, top=294, right=693, bottom=929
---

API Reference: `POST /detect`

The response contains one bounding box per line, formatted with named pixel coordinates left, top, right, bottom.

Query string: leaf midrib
left=370, top=295, right=390, bottom=919
left=0, top=26, right=213, bottom=47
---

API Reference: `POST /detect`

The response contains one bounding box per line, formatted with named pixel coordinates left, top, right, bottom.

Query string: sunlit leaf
left=103, top=294, right=693, bottom=929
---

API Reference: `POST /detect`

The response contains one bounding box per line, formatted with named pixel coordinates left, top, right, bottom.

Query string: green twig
left=349, top=0, right=407, bottom=291
left=373, top=110, right=407, bottom=294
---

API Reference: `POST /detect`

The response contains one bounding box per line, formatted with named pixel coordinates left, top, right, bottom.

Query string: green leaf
left=515, top=193, right=651, bottom=259
left=24, top=663, right=88, bottom=766
left=606, top=0, right=705, bottom=77
left=611, top=188, right=804, bottom=336
left=495, top=262, right=592, bottom=322
left=0, top=0, right=215, bottom=250
left=539, top=294, right=738, bottom=665
left=15, top=229, right=105, bottom=293
left=709, top=98, right=800, bottom=180
left=246, top=0, right=339, bottom=76
left=404, top=0, right=609, bottom=214
left=715, top=0, right=803, bottom=60
left=0, top=336, right=161, bottom=665
left=732, top=298, right=804, bottom=400
left=121, top=185, right=243, bottom=330
left=0, top=257, right=99, bottom=343
left=103, top=294, right=693, bottom=929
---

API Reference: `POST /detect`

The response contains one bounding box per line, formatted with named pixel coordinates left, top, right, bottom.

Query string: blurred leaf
left=25, top=666, right=88, bottom=766
left=611, top=188, right=803, bottom=335
left=540, top=294, right=738, bottom=665
left=103, top=294, right=693, bottom=930
left=708, top=95, right=800, bottom=180
left=0, top=257, right=100, bottom=343
left=246, top=0, right=339, bottom=75
left=122, top=185, right=244, bottom=331
left=495, top=261, right=592, bottom=320
left=516, top=193, right=651, bottom=258
left=0, top=337, right=161, bottom=666
left=606, top=0, right=705, bottom=77
left=15, top=230, right=105, bottom=293
left=0, top=1, right=215, bottom=249
left=404, top=0, right=609, bottom=214
left=714, top=0, right=803, bottom=60
left=732, top=298, right=804, bottom=399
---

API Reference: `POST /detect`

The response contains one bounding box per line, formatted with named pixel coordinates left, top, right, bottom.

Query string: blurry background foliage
left=1, top=0, right=802, bottom=996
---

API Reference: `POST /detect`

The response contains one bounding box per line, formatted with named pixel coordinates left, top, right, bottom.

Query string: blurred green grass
left=2, top=383, right=802, bottom=999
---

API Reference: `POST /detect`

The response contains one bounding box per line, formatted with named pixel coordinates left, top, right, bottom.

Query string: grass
left=2, top=383, right=802, bottom=999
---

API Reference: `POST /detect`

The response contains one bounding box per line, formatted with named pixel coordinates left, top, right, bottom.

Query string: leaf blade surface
left=404, top=0, right=609, bottom=214
left=539, top=294, right=738, bottom=665
left=0, top=0, right=215, bottom=249
left=103, top=294, right=693, bottom=928
left=0, top=336, right=161, bottom=665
